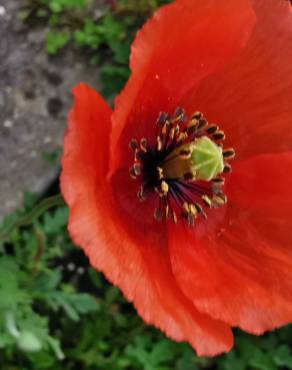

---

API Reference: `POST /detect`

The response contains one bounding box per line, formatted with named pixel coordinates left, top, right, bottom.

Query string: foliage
left=41, top=0, right=86, bottom=13
left=0, top=193, right=291, bottom=369
left=20, top=0, right=172, bottom=97
left=0, top=196, right=198, bottom=370
left=46, top=30, right=70, bottom=54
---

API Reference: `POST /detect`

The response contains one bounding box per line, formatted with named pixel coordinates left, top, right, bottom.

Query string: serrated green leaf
left=46, top=31, right=70, bottom=54
left=42, top=207, right=68, bottom=235
left=67, top=293, right=99, bottom=314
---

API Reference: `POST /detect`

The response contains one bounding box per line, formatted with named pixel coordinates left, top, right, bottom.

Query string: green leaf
left=17, top=331, right=42, bottom=352
left=0, top=257, right=31, bottom=309
left=46, top=31, right=70, bottom=54
left=100, top=64, right=130, bottom=98
left=274, top=345, right=292, bottom=368
left=88, top=268, right=103, bottom=289
left=68, top=293, right=99, bottom=314
left=249, top=349, right=277, bottom=370
left=46, top=336, right=65, bottom=360
left=42, top=206, right=68, bottom=235
left=126, top=336, right=176, bottom=370
left=176, top=347, right=198, bottom=370
left=32, top=270, right=62, bottom=293
left=74, top=20, right=101, bottom=49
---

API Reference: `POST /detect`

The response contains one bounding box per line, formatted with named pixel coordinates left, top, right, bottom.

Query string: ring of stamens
left=129, top=108, right=234, bottom=226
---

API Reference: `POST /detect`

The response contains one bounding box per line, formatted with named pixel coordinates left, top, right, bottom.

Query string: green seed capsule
left=190, top=137, right=224, bottom=181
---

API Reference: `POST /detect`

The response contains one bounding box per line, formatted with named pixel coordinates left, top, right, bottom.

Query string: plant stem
left=0, top=194, right=65, bottom=243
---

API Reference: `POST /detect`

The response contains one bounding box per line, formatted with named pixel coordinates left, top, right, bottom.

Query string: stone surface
left=0, top=0, right=103, bottom=221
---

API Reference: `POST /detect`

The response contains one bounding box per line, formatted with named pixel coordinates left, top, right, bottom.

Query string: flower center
left=129, top=108, right=234, bottom=226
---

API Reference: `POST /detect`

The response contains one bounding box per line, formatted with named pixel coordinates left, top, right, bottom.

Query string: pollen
left=129, top=108, right=234, bottom=226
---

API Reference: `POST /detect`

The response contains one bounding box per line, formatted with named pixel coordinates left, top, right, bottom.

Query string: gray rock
left=0, top=0, right=104, bottom=221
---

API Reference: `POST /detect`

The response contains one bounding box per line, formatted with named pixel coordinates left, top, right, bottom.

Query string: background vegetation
left=1, top=0, right=291, bottom=369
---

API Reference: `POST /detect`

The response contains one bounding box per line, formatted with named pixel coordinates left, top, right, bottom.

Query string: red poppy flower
left=61, top=0, right=292, bottom=356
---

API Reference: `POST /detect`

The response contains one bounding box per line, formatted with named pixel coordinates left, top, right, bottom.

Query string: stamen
left=187, top=118, right=199, bottom=134
left=195, top=203, right=207, bottom=219
left=192, top=111, right=202, bottom=120
left=197, top=118, right=208, bottom=130
left=129, top=107, right=233, bottom=226
left=140, top=138, right=148, bottom=152
left=133, top=163, right=142, bottom=176
left=184, top=172, right=195, bottom=181
left=157, top=111, right=168, bottom=125
left=157, top=167, right=164, bottom=180
left=223, top=148, right=235, bottom=159
left=202, top=195, right=212, bottom=208
left=129, top=167, right=137, bottom=179
left=161, top=181, right=169, bottom=195
left=212, top=177, right=225, bottom=185
left=135, top=150, right=142, bottom=162
left=157, top=136, right=162, bottom=151
left=129, top=139, right=138, bottom=151
left=169, top=127, right=175, bottom=140
left=165, top=204, right=170, bottom=219
left=177, top=132, right=188, bottom=143
left=154, top=207, right=163, bottom=221
left=137, top=186, right=146, bottom=202
left=189, top=204, right=197, bottom=216
left=212, top=193, right=227, bottom=206
left=212, top=130, right=226, bottom=141
left=182, top=202, right=198, bottom=227
left=172, top=107, right=185, bottom=123
left=172, top=211, right=178, bottom=224
left=179, top=149, right=192, bottom=160
left=162, top=122, right=169, bottom=135
left=223, top=163, right=232, bottom=173
left=206, top=124, right=219, bottom=134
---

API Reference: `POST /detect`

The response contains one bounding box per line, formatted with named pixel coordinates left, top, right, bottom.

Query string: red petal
left=182, top=0, right=292, bottom=159
left=61, top=83, right=233, bottom=356
left=228, top=152, right=292, bottom=259
left=168, top=152, right=292, bottom=333
left=110, top=0, right=256, bottom=175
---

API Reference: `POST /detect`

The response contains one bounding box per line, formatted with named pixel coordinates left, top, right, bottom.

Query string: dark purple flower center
left=129, top=108, right=234, bottom=226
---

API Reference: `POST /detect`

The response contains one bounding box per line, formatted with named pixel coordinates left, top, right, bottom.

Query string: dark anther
left=129, top=139, right=138, bottom=151
left=197, top=118, right=208, bottom=130
left=223, top=163, right=232, bottom=173
left=206, top=124, right=219, bottom=134
left=140, top=138, right=148, bottom=152
left=223, top=148, right=235, bottom=159
left=212, top=177, right=225, bottom=185
left=157, top=112, right=168, bottom=125
left=192, top=111, right=202, bottom=120
left=184, top=172, right=194, bottom=181
left=213, top=130, right=226, bottom=141
left=179, top=149, right=191, bottom=159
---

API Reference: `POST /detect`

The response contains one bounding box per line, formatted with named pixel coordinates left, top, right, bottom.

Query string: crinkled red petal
left=61, top=83, right=233, bottom=356
left=181, top=0, right=292, bottom=160
left=109, top=0, right=256, bottom=175
left=168, top=152, right=292, bottom=333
